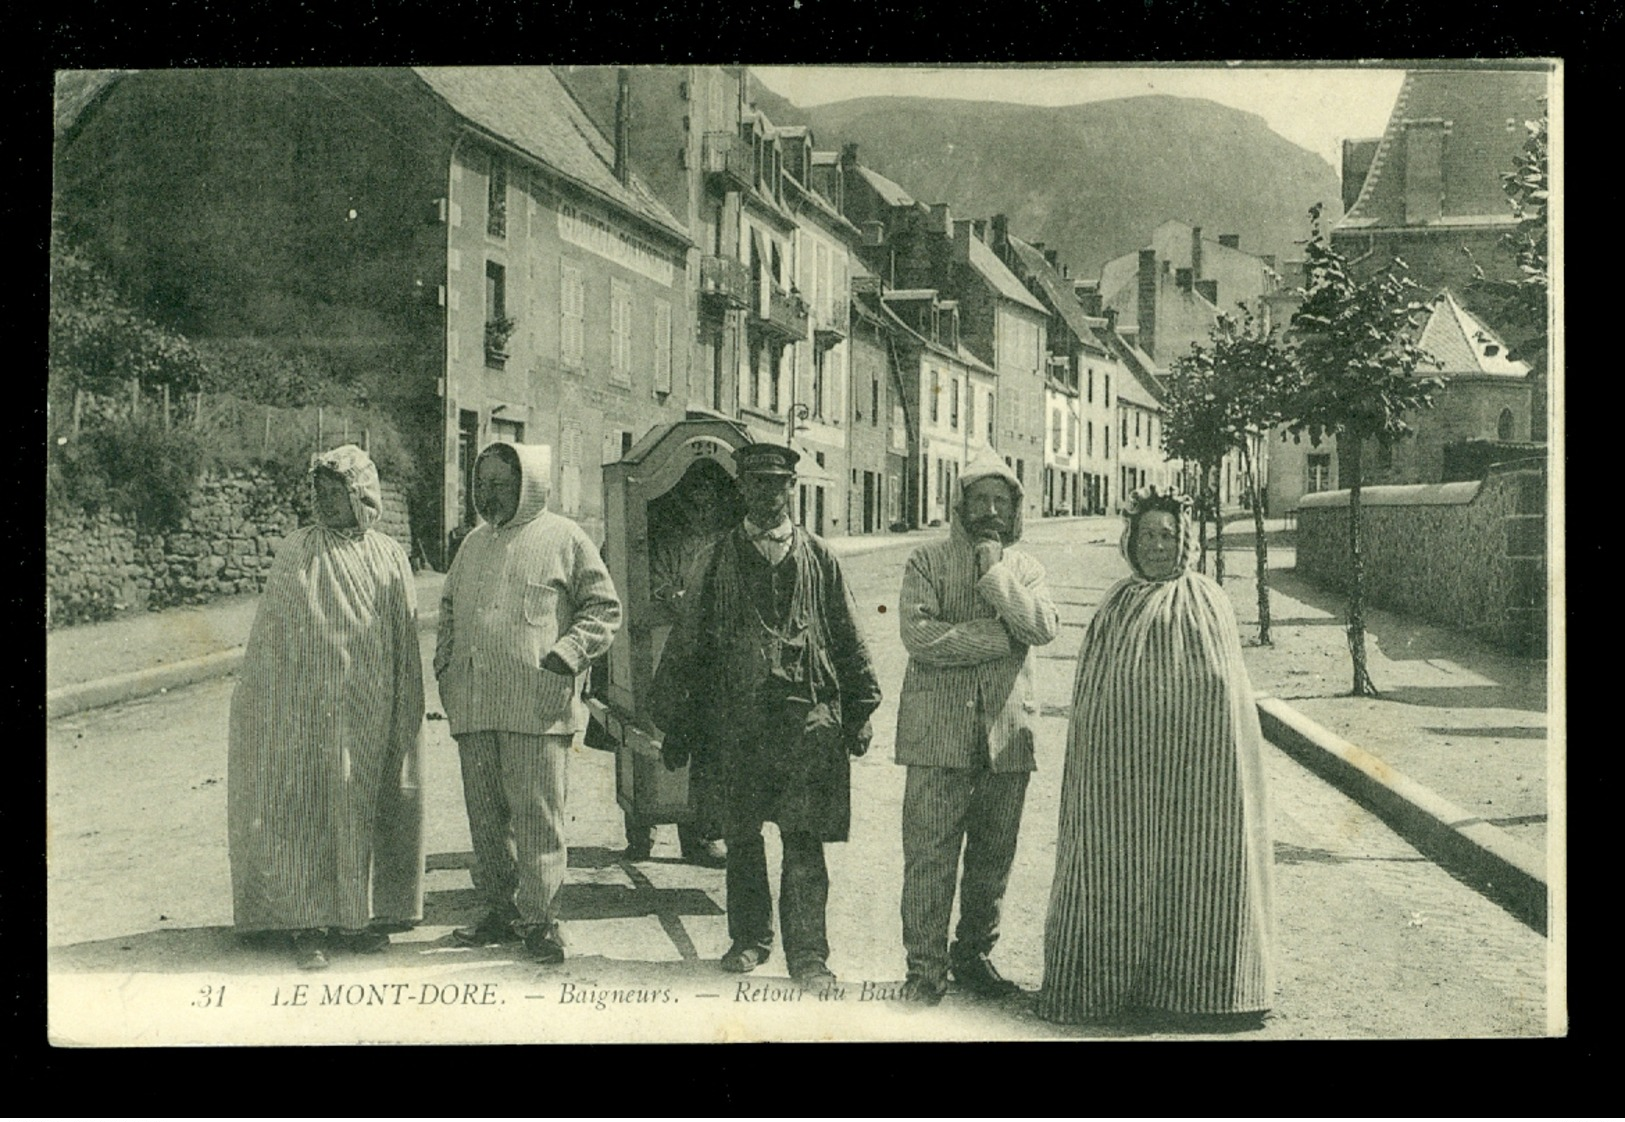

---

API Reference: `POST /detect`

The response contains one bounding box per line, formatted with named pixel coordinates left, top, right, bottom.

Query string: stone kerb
left=46, top=467, right=414, bottom=629
left=1295, top=465, right=1545, bottom=653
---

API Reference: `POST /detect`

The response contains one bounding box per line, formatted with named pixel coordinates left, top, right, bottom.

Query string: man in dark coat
left=652, top=441, right=882, bottom=993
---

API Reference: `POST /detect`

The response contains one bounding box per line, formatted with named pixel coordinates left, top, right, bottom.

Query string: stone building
left=1269, top=65, right=1551, bottom=513
left=836, top=154, right=1050, bottom=526
left=55, top=67, right=695, bottom=561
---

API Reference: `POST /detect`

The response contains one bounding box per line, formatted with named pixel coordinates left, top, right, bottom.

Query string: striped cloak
left=1038, top=568, right=1274, bottom=1019
left=228, top=446, right=425, bottom=933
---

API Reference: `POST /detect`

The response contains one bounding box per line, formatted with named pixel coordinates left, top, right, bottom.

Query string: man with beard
left=434, top=441, right=622, bottom=962
left=651, top=442, right=882, bottom=993
left=893, top=446, right=1060, bottom=1005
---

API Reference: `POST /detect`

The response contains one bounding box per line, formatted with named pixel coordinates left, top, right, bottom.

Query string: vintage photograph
left=46, top=60, right=1562, bottom=1045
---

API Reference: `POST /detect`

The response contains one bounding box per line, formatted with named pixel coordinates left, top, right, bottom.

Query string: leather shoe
left=720, top=943, right=769, bottom=973
left=522, top=924, right=566, bottom=964
left=899, top=975, right=946, bottom=1006
left=951, top=953, right=1020, bottom=997
left=332, top=928, right=390, bottom=954
left=793, top=963, right=838, bottom=995
left=453, top=908, right=520, bottom=946
left=680, top=837, right=727, bottom=868
left=291, top=931, right=330, bottom=971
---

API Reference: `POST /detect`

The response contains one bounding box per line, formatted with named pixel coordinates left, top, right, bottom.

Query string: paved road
left=46, top=518, right=1550, bottom=1043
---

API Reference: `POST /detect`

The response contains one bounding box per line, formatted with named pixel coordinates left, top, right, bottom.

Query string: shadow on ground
left=49, top=846, right=723, bottom=977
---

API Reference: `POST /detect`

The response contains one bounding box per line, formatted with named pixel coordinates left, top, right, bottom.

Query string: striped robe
left=228, top=520, right=425, bottom=933
left=1039, top=570, right=1274, bottom=1019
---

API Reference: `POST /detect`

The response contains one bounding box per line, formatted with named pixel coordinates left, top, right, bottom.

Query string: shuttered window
left=653, top=299, right=673, bottom=395
left=560, top=260, right=585, bottom=367
left=610, top=280, right=632, bottom=387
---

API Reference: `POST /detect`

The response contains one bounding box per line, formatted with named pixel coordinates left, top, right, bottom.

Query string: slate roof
left=857, top=166, right=915, bottom=207
left=1006, top=235, right=1109, bottom=355
left=875, top=292, right=997, bottom=375
left=1339, top=68, right=1549, bottom=231
left=414, top=66, right=688, bottom=243
left=966, top=236, right=1047, bottom=315
left=1418, top=289, right=1532, bottom=377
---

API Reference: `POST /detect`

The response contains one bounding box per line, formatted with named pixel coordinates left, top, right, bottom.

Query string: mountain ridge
left=749, top=79, right=1341, bottom=280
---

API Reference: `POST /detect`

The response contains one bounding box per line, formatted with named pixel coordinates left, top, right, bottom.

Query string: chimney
left=614, top=68, right=632, bottom=186
left=1061, top=263, right=1069, bottom=279
left=1195, top=278, right=1218, bottom=305
left=1044, top=249, right=1059, bottom=268
left=930, top=203, right=952, bottom=236
left=1190, top=226, right=1203, bottom=279
left=991, top=213, right=1009, bottom=253
left=1403, top=120, right=1448, bottom=225
left=1218, top=233, right=1240, bottom=249
left=1137, top=249, right=1158, bottom=360
left=972, top=218, right=987, bottom=242
left=953, top=217, right=973, bottom=259
left=1175, top=267, right=1194, bottom=292
left=840, top=141, right=859, bottom=169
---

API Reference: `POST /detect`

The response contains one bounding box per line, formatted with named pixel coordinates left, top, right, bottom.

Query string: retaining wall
left=47, top=467, right=413, bottom=628
left=1296, top=460, right=1546, bottom=656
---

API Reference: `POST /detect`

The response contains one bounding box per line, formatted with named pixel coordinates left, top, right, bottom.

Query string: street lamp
left=785, top=401, right=811, bottom=444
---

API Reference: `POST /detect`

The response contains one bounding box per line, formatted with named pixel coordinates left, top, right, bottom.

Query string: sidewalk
left=1213, top=519, right=1551, bottom=931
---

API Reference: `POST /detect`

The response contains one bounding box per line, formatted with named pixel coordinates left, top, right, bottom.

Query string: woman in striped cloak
left=228, top=445, right=425, bottom=971
left=1038, top=487, right=1274, bottom=1023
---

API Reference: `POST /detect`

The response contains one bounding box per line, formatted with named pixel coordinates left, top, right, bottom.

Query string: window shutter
left=654, top=300, right=673, bottom=395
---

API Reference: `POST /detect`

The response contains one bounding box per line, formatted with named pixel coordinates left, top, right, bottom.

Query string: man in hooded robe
left=228, top=445, right=425, bottom=972
left=893, top=447, right=1061, bottom=1004
left=1038, top=487, right=1274, bottom=1025
left=435, top=441, right=622, bottom=963
left=651, top=442, right=882, bottom=994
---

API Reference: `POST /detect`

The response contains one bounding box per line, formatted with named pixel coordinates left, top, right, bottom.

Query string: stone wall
left=1295, top=461, right=1546, bottom=655
left=47, top=467, right=415, bottom=628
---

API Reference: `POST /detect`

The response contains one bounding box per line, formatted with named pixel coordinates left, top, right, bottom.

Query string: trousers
left=725, top=822, right=829, bottom=974
left=901, top=763, right=1031, bottom=982
left=456, top=731, right=571, bottom=931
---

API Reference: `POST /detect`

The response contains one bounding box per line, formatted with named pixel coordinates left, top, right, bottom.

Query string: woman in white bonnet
left=1038, top=486, right=1275, bottom=1027
left=227, top=444, right=425, bottom=971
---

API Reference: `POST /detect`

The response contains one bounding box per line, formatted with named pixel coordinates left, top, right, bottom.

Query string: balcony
left=703, top=131, right=754, bottom=193
left=813, top=300, right=846, bottom=348
left=753, top=285, right=809, bottom=342
left=699, top=255, right=752, bottom=314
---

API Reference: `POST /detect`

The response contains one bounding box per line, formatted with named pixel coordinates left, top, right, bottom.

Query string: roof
left=1007, top=235, right=1110, bottom=355
left=1338, top=68, right=1549, bottom=231
left=868, top=292, right=996, bottom=375
left=857, top=166, right=914, bottom=207
left=414, top=67, right=689, bottom=243
left=966, top=236, right=1047, bottom=315
left=1418, top=289, right=1532, bottom=377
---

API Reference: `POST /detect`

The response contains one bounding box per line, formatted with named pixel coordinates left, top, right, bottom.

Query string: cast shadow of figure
left=48, top=846, right=724, bottom=979
left=1260, top=570, right=1546, bottom=708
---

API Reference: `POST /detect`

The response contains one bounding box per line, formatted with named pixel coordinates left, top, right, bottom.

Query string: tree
left=1164, top=308, right=1305, bottom=642
left=1161, top=350, right=1230, bottom=580
left=1286, top=204, right=1444, bottom=696
left=1468, top=103, right=1550, bottom=436
left=49, top=242, right=208, bottom=401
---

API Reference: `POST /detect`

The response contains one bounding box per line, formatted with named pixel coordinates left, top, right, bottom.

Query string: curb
left=1256, top=695, right=1547, bottom=935
left=46, top=608, right=441, bottom=721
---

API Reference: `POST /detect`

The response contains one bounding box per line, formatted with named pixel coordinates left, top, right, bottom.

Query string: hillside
left=749, top=81, right=1341, bottom=279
